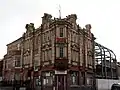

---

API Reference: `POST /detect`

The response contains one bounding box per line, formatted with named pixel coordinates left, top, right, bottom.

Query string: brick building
left=2, top=13, right=95, bottom=90
left=0, top=60, right=3, bottom=81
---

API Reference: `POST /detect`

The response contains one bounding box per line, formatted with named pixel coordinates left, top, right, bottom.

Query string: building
left=3, top=37, right=22, bottom=82
left=2, top=13, right=96, bottom=89
left=0, top=60, right=3, bottom=82
left=117, top=62, right=120, bottom=79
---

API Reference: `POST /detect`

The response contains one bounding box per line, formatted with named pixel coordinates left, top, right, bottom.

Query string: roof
left=6, top=37, right=22, bottom=46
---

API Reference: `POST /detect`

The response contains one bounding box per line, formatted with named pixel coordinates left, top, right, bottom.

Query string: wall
left=96, top=79, right=120, bottom=90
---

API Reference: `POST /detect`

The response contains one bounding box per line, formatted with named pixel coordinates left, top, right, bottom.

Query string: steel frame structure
left=95, top=42, right=118, bottom=79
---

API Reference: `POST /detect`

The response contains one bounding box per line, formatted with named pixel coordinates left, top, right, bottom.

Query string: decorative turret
left=85, top=24, right=92, bottom=38
left=42, top=13, right=52, bottom=24
left=85, top=24, right=92, bottom=31
left=66, top=14, right=77, bottom=23
left=25, top=23, right=35, bottom=32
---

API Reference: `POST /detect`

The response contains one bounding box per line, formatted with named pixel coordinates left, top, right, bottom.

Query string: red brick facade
left=2, top=13, right=96, bottom=89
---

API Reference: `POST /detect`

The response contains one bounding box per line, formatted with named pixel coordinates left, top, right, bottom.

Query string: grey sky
left=0, top=0, right=120, bottom=60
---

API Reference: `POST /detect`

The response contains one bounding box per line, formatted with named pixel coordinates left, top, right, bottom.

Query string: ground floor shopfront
left=3, top=66, right=95, bottom=90
left=33, top=69, right=94, bottom=90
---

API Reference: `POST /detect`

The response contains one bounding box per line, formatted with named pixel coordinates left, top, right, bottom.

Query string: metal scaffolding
left=95, top=42, right=118, bottom=79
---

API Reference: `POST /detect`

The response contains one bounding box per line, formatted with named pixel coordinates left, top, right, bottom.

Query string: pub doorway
left=55, top=74, right=67, bottom=90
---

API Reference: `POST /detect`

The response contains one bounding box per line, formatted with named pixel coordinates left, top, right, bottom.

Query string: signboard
left=56, top=37, right=66, bottom=43
left=0, top=77, right=2, bottom=81
left=34, top=66, right=38, bottom=71
left=20, top=87, right=26, bottom=90
left=55, top=70, right=67, bottom=74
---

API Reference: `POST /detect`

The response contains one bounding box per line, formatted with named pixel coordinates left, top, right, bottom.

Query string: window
left=45, top=51, right=47, bottom=61
left=75, top=51, right=78, bottom=61
left=47, top=50, right=49, bottom=60
left=81, top=72, right=85, bottom=85
left=42, top=72, right=53, bottom=86
left=17, top=44, right=20, bottom=50
left=50, top=31, right=52, bottom=40
left=42, top=51, right=45, bottom=62
left=60, top=47, right=64, bottom=58
left=60, top=28, right=63, bottom=37
left=74, top=34, right=76, bottom=42
left=15, top=60, right=20, bottom=67
left=35, top=78, right=41, bottom=86
left=34, top=60, right=38, bottom=67
left=87, top=77, right=93, bottom=85
left=15, top=73, right=20, bottom=80
left=34, top=49, right=38, bottom=55
left=42, top=34, right=44, bottom=42
left=48, top=49, right=52, bottom=60
left=72, top=32, right=74, bottom=41
left=47, top=32, right=50, bottom=41
left=44, top=34, right=46, bottom=42
left=75, top=35, right=78, bottom=43
left=15, top=57, right=20, bottom=67
left=70, top=71, right=78, bottom=85
left=71, top=50, right=73, bottom=60
left=74, top=51, right=76, bottom=61
left=43, top=77, right=53, bottom=86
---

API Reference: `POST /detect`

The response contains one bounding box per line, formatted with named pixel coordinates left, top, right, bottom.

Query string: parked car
left=111, top=83, right=120, bottom=90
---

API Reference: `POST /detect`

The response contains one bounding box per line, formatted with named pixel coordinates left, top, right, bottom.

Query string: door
left=55, top=75, right=67, bottom=90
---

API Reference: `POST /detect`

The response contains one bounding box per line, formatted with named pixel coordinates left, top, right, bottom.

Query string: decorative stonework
left=3, top=13, right=96, bottom=86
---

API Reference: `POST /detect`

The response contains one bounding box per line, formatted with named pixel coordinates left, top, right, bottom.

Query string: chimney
left=25, top=23, right=35, bottom=32
left=42, top=13, right=52, bottom=24
left=85, top=24, right=92, bottom=31
left=66, top=14, right=77, bottom=23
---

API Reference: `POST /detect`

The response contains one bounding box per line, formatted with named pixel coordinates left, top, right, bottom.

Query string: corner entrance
left=55, top=71, right=67, bottom=90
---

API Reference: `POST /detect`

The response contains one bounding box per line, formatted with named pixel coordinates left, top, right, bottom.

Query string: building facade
left=3, top=37, right=21, bottom=82
left=3, top=13, right=95, bottom=90
left=0, top=60, right=3, bottom=82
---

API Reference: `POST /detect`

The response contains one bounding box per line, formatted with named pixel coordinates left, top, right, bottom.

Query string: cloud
left=0, top=0, right=120, bottom=61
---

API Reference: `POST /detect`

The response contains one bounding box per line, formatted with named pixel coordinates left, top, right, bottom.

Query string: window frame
left=70, top=71, right=79, bottom=85
left=15, top=57, right=21, bottom=67
left=59, top=47, right=64, bottom=58
left=60, top=28, right=63, bottom=37
left=42, top=71, right=54, bottom=86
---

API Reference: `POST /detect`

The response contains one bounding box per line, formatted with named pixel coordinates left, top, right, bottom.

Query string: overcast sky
left=0, top=0, right=120, bottom=61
